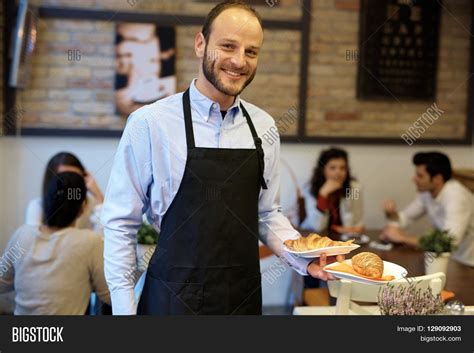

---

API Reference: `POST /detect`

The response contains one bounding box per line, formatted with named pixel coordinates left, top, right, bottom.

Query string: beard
left=202, top=44, right=256, bottom=97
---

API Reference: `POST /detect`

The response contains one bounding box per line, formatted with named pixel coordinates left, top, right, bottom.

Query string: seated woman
left=0, top=172, right=110, bottom=315
left=300, top=147, right=364, bottom=235
left=25, top=152, right=104, bottom=233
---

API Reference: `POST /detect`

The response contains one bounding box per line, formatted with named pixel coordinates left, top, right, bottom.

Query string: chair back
left=327, top=272, right=446, bottom=314
left=453, top=168, right=474, bottom=193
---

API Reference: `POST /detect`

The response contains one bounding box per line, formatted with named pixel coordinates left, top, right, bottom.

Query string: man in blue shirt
left=102, top=0, right=339, bottom=315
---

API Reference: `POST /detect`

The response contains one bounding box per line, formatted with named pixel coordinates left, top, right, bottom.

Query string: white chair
left=327, top=272, right=446, bottom=315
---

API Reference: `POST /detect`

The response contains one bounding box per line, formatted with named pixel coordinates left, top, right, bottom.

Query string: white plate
left=324, top=259, right=408, bottom=285
left=283, top=244, right=360, bottom=258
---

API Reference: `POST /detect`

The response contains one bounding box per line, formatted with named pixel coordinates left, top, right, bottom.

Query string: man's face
left=412, top=165, right=434, bottom=192
left=201, top=8, right=263, bottom=96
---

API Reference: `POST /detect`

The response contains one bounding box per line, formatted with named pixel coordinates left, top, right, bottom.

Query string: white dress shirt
left=398, top=179, right=474, bottom=267
left=101, top=80, right=311, bottom=315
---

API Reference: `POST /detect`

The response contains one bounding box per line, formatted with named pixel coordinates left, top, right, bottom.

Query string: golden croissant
left=284, top=233, right=354, bottom=251
left=328, top=252, right=394, bottom=281
left=351, top=252, right=384, bottom=278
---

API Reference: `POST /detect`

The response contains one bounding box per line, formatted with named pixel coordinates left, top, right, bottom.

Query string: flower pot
left=424, top=252, right=450, bottom=275
left=136, top=244, right=156, bottom=272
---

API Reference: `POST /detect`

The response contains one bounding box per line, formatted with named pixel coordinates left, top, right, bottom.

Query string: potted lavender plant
left=378, top=283, right=444, bottom=315
left=418, top=230, right=454, bottom=275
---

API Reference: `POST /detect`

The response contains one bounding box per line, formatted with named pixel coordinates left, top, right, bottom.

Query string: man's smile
left=221, top=68, right=246, bottom=79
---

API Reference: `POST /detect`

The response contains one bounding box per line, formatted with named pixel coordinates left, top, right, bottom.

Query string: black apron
left=137, top=88, right=268, bottom=315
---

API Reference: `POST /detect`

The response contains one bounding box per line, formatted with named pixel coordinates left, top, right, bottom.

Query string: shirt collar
left=189, top=79, right=241, bottom=123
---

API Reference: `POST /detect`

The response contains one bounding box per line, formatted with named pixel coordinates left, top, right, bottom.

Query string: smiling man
left=101, top=1, right=339, bottom=316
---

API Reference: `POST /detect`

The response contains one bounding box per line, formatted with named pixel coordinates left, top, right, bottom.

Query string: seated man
left=381, top=151, right=474, bottom=267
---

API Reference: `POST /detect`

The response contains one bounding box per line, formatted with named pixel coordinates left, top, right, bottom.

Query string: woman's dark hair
left=201, top=1, right=263, bottom=43
left=310, top=147, right=352, bottom=198
left=42, top=152, right=85, bottom=198
left=413, top=152, right=452, bottom=181
left=42, top=172, right=87, bottom=228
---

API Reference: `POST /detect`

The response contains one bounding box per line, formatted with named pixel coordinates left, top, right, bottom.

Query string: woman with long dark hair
left=25, top=152, right=104, bottom=232
left=0, top=172, right=110, bottom=314
left=300, top=147, right=364, bottom=235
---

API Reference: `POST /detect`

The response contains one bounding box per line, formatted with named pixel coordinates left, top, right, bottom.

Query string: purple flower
left=377, top=283, right=444, bottom=315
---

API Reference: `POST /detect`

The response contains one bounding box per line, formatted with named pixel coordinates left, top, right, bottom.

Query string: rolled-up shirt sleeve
left=258, top=129, right=311, bottom=276
left=100, top=113, right=153, bottom=315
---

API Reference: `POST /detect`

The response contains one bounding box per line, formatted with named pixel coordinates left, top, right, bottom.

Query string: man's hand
left=380, top=225, right=419, bottom=247
left=382, top=199, right=398, bottom=220
left=380, top=225, right=406, bottom=243
left=307, top=253, right=344, bottom=281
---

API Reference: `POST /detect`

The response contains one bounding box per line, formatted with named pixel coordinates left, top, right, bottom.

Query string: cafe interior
left=0, top=0, right=473, bottom=316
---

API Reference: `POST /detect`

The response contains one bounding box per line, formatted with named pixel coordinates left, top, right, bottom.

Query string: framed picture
left=300, top=0, right=471, bottom=144
left=11, top=13, right=177, bottom=137
left=357, top=0, right=441, bottom=100
left=115, top=23, right=176, bottom=117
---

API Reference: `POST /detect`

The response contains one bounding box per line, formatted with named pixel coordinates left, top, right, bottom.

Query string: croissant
left=284, top=233, right=354, bottom=251
left=284, top=238, right=306, bottom=251
left=351, top=252, right=384, bottom=278
left=328, top=261, right=395, bottom=281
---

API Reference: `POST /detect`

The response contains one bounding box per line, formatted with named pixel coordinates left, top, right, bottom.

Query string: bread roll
left=351, top=252, right=384, bottom=278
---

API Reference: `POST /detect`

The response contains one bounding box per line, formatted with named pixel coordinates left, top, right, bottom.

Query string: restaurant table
left=296, top=229, right=474, bottom=305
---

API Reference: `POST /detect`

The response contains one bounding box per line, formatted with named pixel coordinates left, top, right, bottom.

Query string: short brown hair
left=202, top=1, right=263, bottom=42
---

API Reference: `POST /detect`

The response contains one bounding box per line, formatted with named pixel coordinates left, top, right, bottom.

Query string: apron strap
left=240, top=103, right=268, bottom=190
left=182, top=86, right=268, bottom=190
left=182, top=88, right=195, bottom=149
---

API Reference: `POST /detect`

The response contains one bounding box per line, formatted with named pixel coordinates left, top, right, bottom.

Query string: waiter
left=101, top=0, right=339, bottom=315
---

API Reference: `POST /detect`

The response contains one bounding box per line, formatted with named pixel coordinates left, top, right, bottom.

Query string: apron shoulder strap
left=240, top=103, right=268, bottom=190
left=182, top=88, right=195, bottom=149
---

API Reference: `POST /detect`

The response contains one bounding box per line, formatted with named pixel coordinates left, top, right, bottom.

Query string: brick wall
left=29, top=0, right=302, bottom=20
left=14, top=0, right=473, bottom=140
left=306, top=0, right=471, bottom=139
left=18, top=0, right=301, bottom=134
